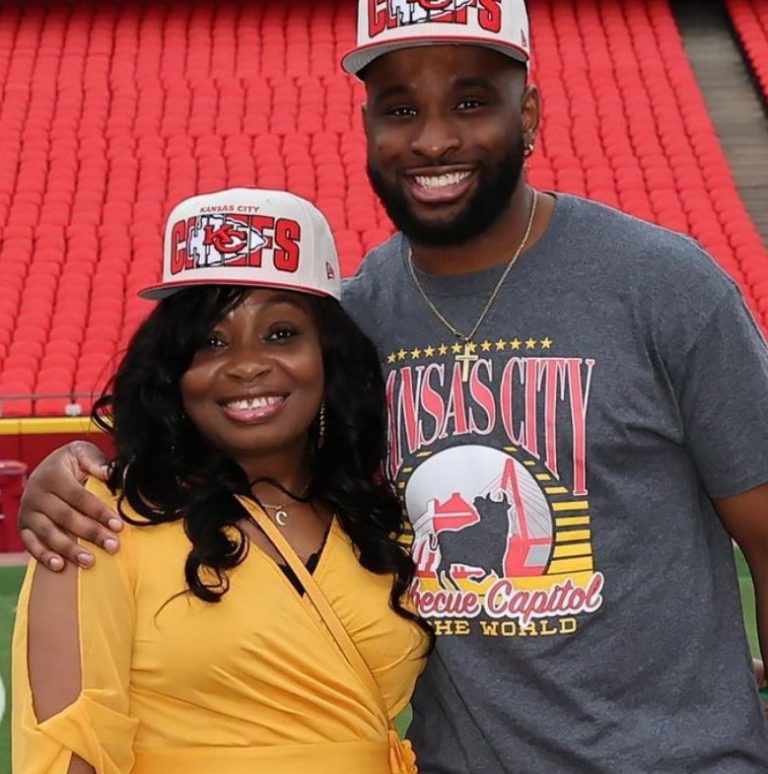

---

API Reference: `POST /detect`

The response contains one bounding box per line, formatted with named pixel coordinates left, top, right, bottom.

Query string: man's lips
left=405, top=168, right=476, bottom=205
left=217, top=394, right=287, bottom=423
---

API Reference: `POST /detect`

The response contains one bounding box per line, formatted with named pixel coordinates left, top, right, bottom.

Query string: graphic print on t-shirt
left=385, top=336, right=604, bottom=639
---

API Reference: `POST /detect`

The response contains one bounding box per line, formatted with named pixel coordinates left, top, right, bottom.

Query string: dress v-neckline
left=242, top=508, right=338, bottom=596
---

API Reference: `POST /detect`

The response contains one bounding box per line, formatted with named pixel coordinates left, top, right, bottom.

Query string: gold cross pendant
left=455, top=341, right=479, bottom=382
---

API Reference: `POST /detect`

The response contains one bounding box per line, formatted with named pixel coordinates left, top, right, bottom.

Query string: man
left=17, top=0, right=768, bottom=771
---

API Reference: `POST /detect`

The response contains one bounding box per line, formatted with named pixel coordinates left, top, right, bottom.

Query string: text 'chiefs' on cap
left=342, top=0, right=531, bottom=77
left=140, top=188, right=342, bottom=301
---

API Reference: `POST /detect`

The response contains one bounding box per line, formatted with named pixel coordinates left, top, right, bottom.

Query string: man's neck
left=410, top=185, right=555, bottom=277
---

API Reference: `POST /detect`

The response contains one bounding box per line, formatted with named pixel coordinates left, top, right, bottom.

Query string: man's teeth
left=226, top=397, right=282, bottom=410
left=414, top=172, right=471, bottom=189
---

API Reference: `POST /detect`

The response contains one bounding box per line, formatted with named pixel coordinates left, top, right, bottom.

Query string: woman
left=13, top=188, right=430, bottom=773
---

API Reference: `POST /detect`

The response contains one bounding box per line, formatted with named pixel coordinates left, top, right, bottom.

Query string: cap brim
left=342, top=37, right=529, bottom=76
left=138, top=278, right=340, bottom=301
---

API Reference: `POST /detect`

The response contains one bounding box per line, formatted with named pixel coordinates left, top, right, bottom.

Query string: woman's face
left=180, top=288, right=325, bottom=478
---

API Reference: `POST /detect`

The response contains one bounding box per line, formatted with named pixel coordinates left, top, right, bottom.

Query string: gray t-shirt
left=342, top=194, right=768, bottom=773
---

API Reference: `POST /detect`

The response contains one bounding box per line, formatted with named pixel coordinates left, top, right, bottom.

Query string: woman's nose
left=224, top=345, right=272, bottom=382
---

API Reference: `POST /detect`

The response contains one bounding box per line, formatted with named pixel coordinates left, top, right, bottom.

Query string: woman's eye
left=204, top=335, right=227, bottom=350
left=266, top=326, right=298, bottom=342
left=457, top=98, right=483, bottom=110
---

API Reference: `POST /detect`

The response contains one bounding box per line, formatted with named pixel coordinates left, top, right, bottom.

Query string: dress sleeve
left=12, top=479, right=139, bottom=773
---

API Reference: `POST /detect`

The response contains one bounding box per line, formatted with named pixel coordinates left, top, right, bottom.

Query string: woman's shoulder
left=84, top=477, right=188, bottom=556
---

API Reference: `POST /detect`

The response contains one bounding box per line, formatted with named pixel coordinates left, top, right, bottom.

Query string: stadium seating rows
left=727, top=0, right=768, bottom=100
left=0, top=0, right=767, bottom=416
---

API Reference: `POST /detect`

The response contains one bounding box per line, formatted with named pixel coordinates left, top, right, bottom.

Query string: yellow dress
left=13, top=479, right=427, bottom=773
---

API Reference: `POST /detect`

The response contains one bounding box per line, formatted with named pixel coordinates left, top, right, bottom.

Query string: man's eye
left=388, top=106, right=418, bottom=118
left=456, top=98, right=484, bottom=110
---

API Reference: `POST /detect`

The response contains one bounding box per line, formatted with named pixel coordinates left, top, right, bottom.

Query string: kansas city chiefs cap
left=140, top=188, right=342, bottom=301
left=342, top=0, right=531, bottom=77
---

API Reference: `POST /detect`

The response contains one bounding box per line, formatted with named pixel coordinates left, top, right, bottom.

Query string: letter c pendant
left=274, top=509, right=289, bottom=527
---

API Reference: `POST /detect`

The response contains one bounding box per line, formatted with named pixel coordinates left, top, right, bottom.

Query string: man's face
left=363, top=45, right=532, bottom=247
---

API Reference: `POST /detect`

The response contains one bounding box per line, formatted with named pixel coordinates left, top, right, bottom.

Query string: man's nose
left=410, top=116, right=461, bottom=161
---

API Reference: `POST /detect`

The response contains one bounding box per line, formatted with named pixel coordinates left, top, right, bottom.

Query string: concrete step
left=671, top=0, right=768, bottom=247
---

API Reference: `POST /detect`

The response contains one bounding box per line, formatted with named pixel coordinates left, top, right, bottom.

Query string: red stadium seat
left=1, top=0, right=766, bottom=416
left=727, top=0, right=768, bottom=100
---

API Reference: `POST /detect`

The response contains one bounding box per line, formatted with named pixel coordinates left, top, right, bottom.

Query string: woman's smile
left=218, top=393, right=288, bottom=424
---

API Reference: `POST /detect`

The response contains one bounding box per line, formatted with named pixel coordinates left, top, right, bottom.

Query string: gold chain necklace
left=406, top=189, right=539, bottom=382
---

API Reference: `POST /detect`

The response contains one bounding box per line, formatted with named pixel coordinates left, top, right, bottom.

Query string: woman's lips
left=219, top=395, right=286, bottom=423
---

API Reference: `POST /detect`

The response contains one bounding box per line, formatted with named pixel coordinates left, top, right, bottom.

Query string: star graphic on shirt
left=424, top=345, right=435, bottom=357
left=410, top=347, right=422, bottom=359
left=510, top=338, right=522, bottom=350
left=495, top=339, right=507, bottom=351
left=467, top=341, right=478, bottom=353
left=525, top=338, right=537, bottom=350
left=387, top=353, right=397, bottom=364
left=397, top=349, right=408, bottom=361
left=480, top=340, right=492, bottom=352
left=438, top=343, right=449, bottom=356
left=541, top=337, right=553, bottom=350
left=451, top=342, right=463, bottom=355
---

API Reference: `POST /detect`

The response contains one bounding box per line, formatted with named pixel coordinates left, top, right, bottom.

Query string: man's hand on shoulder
left=19, top=441, right=122, bottom=571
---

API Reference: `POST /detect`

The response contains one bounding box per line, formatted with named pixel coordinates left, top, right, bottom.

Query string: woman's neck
left=237, top=449, right=313, bottom=502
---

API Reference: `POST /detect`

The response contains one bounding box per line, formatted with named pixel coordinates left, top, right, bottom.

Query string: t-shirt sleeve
left=12, top=479, right=139, bottom=773
left=677, top=285, right=768, bottom=499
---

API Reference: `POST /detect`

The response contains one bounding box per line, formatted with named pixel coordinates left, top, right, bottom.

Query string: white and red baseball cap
left=342, top=0, right=531, bottom=77
left=140, top=188, right=341, bottom=301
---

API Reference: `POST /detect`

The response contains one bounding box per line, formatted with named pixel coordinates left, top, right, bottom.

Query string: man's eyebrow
left=453, top=76, right=495, bottom=90
left=368, top=76, right=496, bottom=106
left=370, top=84, right=410, bottom=104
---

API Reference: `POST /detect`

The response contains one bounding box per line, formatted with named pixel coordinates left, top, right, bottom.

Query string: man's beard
left=367, top=136, right=525, bottom=247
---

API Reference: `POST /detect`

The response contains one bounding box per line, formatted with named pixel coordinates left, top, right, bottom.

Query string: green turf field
left=0, top=565, right=25, bottom=774
left=737, top=549, right=760, bottom=658
left=0, top=553, right=758, bottom=774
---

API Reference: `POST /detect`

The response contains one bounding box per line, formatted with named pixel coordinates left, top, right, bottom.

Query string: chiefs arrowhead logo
left=388, top=0, right=473, bottom=24
left=368, top=0, right=504, bottom=40
left=190, top=215, right=267, bottom=267
left=203, top=223, right=248, bottom=255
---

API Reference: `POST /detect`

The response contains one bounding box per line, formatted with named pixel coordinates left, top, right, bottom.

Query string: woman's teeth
left=225, top=396, right=282, bottom=410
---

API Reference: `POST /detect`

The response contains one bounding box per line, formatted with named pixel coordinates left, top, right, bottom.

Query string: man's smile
left=405, top=167, right=477, bottom=205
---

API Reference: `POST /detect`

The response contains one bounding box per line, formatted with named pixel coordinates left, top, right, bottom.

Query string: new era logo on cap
left=342, top=0, right=530, bottom=76
left=140, top=188, right=342, bottom=301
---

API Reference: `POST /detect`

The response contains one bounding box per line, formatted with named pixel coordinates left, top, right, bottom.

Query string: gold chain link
left=406, top=189, right=539, bottom=342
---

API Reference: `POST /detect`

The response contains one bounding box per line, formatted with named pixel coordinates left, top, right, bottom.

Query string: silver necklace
left=261, top=502, right=292, bottom=528
left=406, top=189, right=539, bottom=382
left=261, top=484, right=311, bottom=528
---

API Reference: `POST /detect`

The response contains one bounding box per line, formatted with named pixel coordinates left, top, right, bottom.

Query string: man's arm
left=19, top=442, right=121, bottom=570
left=715, top=483, right=768, bottom=711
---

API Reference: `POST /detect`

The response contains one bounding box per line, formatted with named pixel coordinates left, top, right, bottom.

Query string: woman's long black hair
left=93, top=285, right=433, bottom=648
